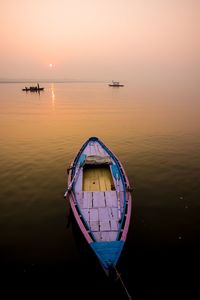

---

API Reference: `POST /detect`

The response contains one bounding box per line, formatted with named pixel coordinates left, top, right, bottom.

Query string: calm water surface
left=0, top=82, right=200, bottom=299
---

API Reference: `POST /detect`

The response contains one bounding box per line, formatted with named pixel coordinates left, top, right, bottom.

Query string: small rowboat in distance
left=22, top=87, right=44, bottom=91
left=64, top=137, right=132, bottom=275
left=22, top=83, right=44, bottom=92
left=108, top=80, right=124, bottom=87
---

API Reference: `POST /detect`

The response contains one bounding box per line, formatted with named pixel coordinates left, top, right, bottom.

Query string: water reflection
left=51, top=83, right=55, bottom=108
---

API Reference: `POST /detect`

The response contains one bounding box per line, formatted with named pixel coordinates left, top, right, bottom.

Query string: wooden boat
left=64, top=137, right=132, bottom=275
left=22, top=83, right=44, bottom=92
left=22, top=87, right=44, bottom=91
left=108, top=80, right=124, bottom=87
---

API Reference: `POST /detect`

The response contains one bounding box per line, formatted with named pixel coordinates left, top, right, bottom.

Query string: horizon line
left=0, top=79, right=107, bottom=84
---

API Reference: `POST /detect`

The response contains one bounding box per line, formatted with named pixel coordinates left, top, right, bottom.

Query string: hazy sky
left=1, top=0, right=200, bottom=81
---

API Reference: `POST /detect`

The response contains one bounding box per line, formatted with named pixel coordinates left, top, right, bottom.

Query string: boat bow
left=90, top=240, right=125, bottom=270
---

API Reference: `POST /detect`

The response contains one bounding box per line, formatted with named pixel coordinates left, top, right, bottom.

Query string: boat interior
left=83, top=165, right=115, bottom=192
left=74, top=141, right=126, bottom=242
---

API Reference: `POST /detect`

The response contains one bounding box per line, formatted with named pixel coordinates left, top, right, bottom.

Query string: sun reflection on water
left=51, top=84, right=55, bottom=108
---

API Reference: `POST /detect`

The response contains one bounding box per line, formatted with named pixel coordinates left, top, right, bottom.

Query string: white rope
left=114, top=266, right=132, bottom=300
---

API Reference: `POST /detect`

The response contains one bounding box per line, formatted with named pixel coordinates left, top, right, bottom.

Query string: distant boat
left=108, top=81, right=124, bottom=87
left=64, top=137, right=132, bottom=276
left=22, top=83, right=44, bottom=92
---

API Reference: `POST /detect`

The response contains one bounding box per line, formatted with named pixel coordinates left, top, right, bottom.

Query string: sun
left=49, top=63, right=53, bottom=68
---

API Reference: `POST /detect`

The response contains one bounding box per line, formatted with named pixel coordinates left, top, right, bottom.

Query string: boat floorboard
left=83, top=166, right=114, bottom=192
left=77, top=191, right=120, bottom=242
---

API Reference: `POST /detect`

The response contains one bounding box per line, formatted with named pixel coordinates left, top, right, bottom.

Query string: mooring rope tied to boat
left=114, top=266, right=132, bottom=300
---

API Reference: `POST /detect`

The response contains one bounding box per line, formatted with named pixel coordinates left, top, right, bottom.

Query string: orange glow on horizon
left=1, top=0, right=199, bottom=80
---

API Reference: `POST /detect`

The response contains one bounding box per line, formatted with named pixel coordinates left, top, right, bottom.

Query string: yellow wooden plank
left=99, top=168, right=106, bottom=191
left=83, top=167, right=114, bottom=192
left=90, top=168, right=97, bottom=191
left=83, top=169, right=90, bottom=191
left=103, top=168, right=113, bottom=191
left=94, top=168, right=100, bottom=191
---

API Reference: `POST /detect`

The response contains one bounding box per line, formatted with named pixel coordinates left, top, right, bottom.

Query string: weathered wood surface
left=77, top=191, right=121, bottom=242
left=83, top=167, right=114, bottom=192
left=93, top=192, right=105, bottom=208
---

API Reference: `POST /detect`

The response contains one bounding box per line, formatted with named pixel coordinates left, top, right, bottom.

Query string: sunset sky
left=1, top=0, right=199, bottom=81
